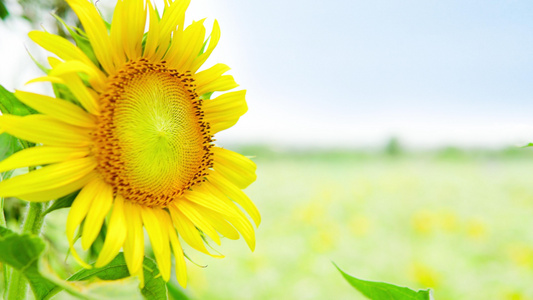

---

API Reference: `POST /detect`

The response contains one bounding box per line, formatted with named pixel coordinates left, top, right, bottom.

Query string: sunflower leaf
left=0, top=85, right=38, bottom=116
left=334, top=263, right=433, bottom=300
left=0, top=133, right=19, bottom=179
left=200, top=92, right=214, bottom=100
left=0, top=226, right=57, bottom=300
left=53, top=14, right=99, bottom=67
left=54, top=253, right=168, bottom=300
left=0, top=0, right=9, bottom=20
left=0, top=86, right=36, bottom=177
left=167, top=281, right=191, bottom=300
left=43, top=191, right=79, bottom=215
left=27, top=49, right=51, bottom=75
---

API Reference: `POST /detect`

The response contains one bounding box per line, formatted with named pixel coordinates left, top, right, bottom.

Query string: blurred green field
left=13, top=146, right=533, bottom=299
left=180, top=146, right=533, bottom=300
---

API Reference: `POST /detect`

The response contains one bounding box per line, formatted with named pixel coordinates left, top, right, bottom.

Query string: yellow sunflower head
left=0, top=0, right=259, bottom=287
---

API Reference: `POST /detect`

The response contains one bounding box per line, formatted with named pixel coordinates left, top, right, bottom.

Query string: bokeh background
left=2, top=0, right=533, bottom=299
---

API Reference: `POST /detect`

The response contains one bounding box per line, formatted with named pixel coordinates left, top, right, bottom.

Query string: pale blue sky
left=2, top=0, right=533, bottom=148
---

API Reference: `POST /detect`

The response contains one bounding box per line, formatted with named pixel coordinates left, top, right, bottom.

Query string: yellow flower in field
left=0, top=0, right=259, bottom=287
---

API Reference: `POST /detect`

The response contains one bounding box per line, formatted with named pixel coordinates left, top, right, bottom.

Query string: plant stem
left=21, top=202, right=46, bottom=235
left=0, top=196, right=6, bottom=299
left=0, top=197, right=5, bottom=228
left=6, top=176, right=46, bottom=300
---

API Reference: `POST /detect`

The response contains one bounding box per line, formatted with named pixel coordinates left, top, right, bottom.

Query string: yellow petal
left=194, top=64, right=230, bottom=89
left=142, top=1, right=160, bottom=59
left=66, top=177, right=105, bottom=242
left=0, top=157, right=97, bottom=201
left=207, top=171, right=261, bottom=226
left=166, top=19, right=206, bottom=72
left=123, top=201, right=145, bottom=280
left=95, top=195, right=127, bottom=267
left=201, top=182, right=256, bottom=250
left=17, top=171, right=95, bottom=202
left=168, top=204, right=222, bottom=257
left=191, top=20, right=221, bottom=73
left=14, top=91, right=96, bottom=128
left=159, top=0, right=190, bottom=40
left=122, top=0, right=146, bottom=60
left=0, top=114, right=92, bottom=147
left=203, top=90, right=247, bottom=133
left=168, top=221, right=187, bottom=288
left=59, top=74, right=100, bottom=115
left=130, top=263, right=145, bottom=289
left=141, top=207, right=172, bottom=282
left=28, top=31, right=104, bottom=78
left=212, top=146, right=256, bottom=189
left=196, top=75, right=238, bottom=96
left=223, top=206, right=256, bottom=251
left=81, top=179, right=113, bottom=250
left=173, top=201, right=221, bottom=245
left=110, top=0, right=126, bottom=65
left=184, top=186, right=238, bottom=218
left=196, top=206, right=240, bottom=240
left=153, top=0, right=191, bottom=61
left=25, top=75, right=65, bottom=85
left=49, top=60, right=106, bottom=92
left=66, top=0, right=115, bottom=74
left=0, top=146, right=90, bottom=173
left=66, top=177, right=108, bottom=269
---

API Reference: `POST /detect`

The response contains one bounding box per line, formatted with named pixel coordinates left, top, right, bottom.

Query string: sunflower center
left=94, top=59, right=212, bottom=207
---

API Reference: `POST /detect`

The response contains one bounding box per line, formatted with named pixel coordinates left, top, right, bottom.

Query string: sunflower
left=0, top=0, right=259, bottom=287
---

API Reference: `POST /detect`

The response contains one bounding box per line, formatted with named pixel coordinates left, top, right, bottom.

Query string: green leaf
left=0, top=85, right=37, bottom=116
left=0, top=133, right=20, bottom=179
left=334, top=263, right=433, bottom=300
left=521, top=143, right=533, bottom=148
left=198, top=38, right=210, bottom=57
left=27, top=49, right=51, bottom=75
left=0, top=226, right=57, bottom=300
left=43, top=191, right=79, bottom=215
left=48, top=253, right=167, bottom=300
left=167, top=281, right=191, bottom=300
left=53, top=14, right=99, bottom=67
left=0, top=0, right=8, bottom=20
left=200, top=92, right=214, bottom=100
left=0, top=86, right=36, bottom=178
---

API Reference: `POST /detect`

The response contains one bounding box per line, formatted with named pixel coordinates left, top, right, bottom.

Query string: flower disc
left=94, top=59, right=213, bottom=207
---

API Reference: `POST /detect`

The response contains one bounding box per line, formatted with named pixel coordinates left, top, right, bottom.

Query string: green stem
left=6, top=166, right=46, bottom=300
left=1, top=174, right=6, bottom=297
left=21, top=202, right=46, bottom=235
left=0, top=171, right=8, bottom=228
left=0, top=196, right=6, bottom=299
left=0, top=198, right=5, bottom=228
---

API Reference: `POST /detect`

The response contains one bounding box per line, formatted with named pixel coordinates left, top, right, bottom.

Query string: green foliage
left=0, top=133, right=19, bottom=179
left=0, top=0, right=8, bottom=20
left=0, top=85, right=35, bottom=150
left=0, top=85, right=37, bottom=116
left=43, top=191, right=79, bottom=215
left=384, top=137, right=403, bottom=157
left=0, top=225, right=168, bottom=300
left=62, top=253, right=168, bottom=300
left=200, top=92, right=214, bottom=100
left=167, top=281, right=191, bottom=300
left=335, top=264, right=432, bottom=300
left=0, top=226, right=57, bottom=300
left=53, top=15, right=99, bottom=67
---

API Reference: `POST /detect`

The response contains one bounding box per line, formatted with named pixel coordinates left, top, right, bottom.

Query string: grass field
left=13, top=146, right=533, bottom=299
left=178, top=147, right=533, bottom=300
